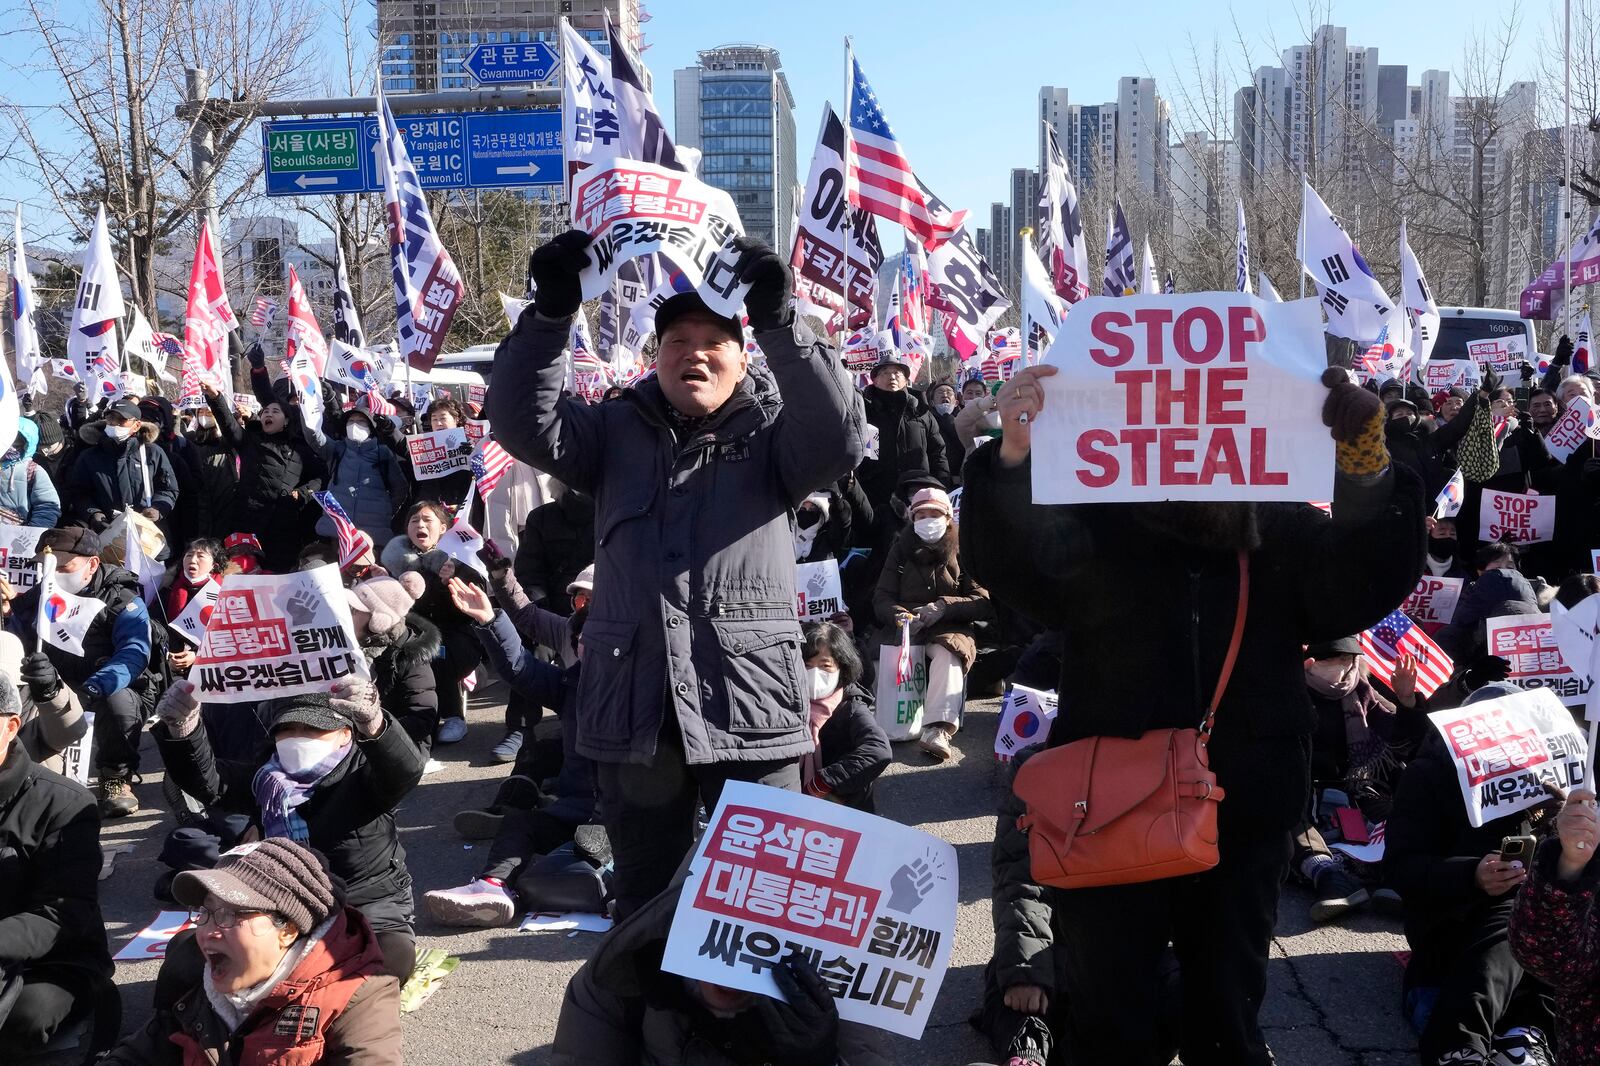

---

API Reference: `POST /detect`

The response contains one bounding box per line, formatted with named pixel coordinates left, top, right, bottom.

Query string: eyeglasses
left=189, top=906, right=269, bottom=930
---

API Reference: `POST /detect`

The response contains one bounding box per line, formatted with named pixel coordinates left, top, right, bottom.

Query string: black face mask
left=1429, top=536, right=1457, bottom=560
left=797, top=508, right=822, bottom=530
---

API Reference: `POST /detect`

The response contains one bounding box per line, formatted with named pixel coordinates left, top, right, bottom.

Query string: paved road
left=92, top=687, right=1421, bottom=1065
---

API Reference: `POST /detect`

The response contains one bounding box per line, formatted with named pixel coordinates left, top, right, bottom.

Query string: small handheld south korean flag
left=37, top=552, right=105, bottom=656
left=1434, top=469, right=1465, bottom=520
left=994, top=684, right=1060, bottom=762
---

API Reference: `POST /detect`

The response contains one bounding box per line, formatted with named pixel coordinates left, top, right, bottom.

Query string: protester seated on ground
left=345, top=572, right=441, bottom=752
left=103, top=838, right=402, bottom=1066
left=954, top=378, right=1001, bottom=448
left=380, top=499, right=486, bottom=746
left=1424, top=517, right=1472, bottom=579
left=794, top=476, right=874, bottom=567
left=65, top=395, right=180, bottom=535
left=0, top=418, right=61, bottom=529
left=859, top=355, right=952, bottom=519
left=150, top=679, right=426, bottom=979
left=928, top=381, right=966, bottom=479
left=0, top=628, right=86, bottom=776
left=800, top=621, right=890, bottom=811
left=222, top=531, right=265, bottom=574
left=513, top=483, right=594, bottom=616
left=423, top=576, right=600, bottom=928
left=549, top=872, right=887, bottom=1066
left=872, top=485, right=993, bottom=762
left=1384, top=681, right=1558, bottom=1066
left=479, top=548, right=588, bottom=763
left=0, top=664, right=113, bottom=1055
left=1509, top=781, right=1600, bottom=1066
left=1295, top=639, right=1428, bottom=924
left=164, top=537, right=226, bottom=627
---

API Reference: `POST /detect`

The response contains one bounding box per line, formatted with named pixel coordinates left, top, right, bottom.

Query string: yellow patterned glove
left=1321, top=368, right=1390, bottom=479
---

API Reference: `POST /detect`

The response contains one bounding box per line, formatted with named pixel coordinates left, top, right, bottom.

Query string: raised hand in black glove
left=1520, top=361, right=1535, bottom=383
left=1480, top=364, right=1503, bottom=396
left=1556, top=334, right=1574, bottom=367
left=1462, top=653, right=1513, bottom=691
left=528, top=230, right=592, bottom=320
left=756, top=955, right=840, bottom=1066
left=21, top=652, right=60, bottom=703
left=245, top=341, right=266, bottom=371
left=1319, top=367, right=1381, bottom=442
left=729, top=235, right=793, bottom=332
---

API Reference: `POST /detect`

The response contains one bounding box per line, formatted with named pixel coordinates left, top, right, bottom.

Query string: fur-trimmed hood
left=79, top=418, right=160, bottom=447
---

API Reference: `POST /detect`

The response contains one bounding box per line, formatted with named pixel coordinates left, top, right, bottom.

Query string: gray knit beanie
left=172, top=838, right=337, bottom=934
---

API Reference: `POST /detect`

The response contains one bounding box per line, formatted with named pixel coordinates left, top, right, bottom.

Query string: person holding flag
left=3, top=528, right=152, bottom=818
left=63, top=397, right=179, bottom=538
left=301, top=399, right=406, bottom=549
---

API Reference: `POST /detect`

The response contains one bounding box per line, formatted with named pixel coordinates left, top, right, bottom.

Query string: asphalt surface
left=87, top=686, right=1422, bottom=1065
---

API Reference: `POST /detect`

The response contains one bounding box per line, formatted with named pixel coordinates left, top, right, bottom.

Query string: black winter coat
left=365, top=615, right=442, bottom=749
left=172, top=429, right=238, bottom=545
left=65, top=420, right=180, bottom=526
left=0, top=742, right=111, bottom=981
left=814, top=687, right=890, bottom=811
left=857, top=385, right=951, bottom=511
left=933, top=407, right=966, bottom=482
left=154, top=714, right=426, bottom=932
left=514, top=489, right=595, bottom=614
left=206, top=388, right=326, bottom=570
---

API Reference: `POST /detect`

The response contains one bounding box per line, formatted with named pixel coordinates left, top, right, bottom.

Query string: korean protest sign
left=1550, top=592, right=1600, bottom=717
left=572, top=158, right=743, bottom=301
left=1426, top=687, right=1589, bottom=827
left=1424, top=360, right=1480, bottom=391
left=796, top=560, right=845, bottom=621
left=407, top=427, right=472, bottom=481
left=0, top=525, right=44, bottom=591
left=113, top=910, right=196, bottom=962
left=1487, top=614, right=1592, bottom=708
left=1466, top=334, right=1529, bottom=376
left=1543, top=396, right=1600, bottom=462
left=995, top=684, right=1058, bottom=761
left=188, top=564, right=368, bottom=703
left=661, top=781, right=958, bottom=1039
left=791, top=108, right=883, bottom=333
left=1478, top=489, right=1555, bottom=544
left=58, top=710, right=93, bottom=787
left=1031, top=294, right=1334, bottom=504
left=1402, top=576, right=1463, bottom=630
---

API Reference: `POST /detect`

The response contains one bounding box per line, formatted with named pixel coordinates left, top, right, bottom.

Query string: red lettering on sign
left=1075, top=429, right=1118, bottom=487
left=1227, top=306, right=1266, bottom=361
left=1089, top=311, right=1134, bottom=366
left=1174, top=307, right=1223, bottom=364
left=1204, top=367, right=1248, bottom=425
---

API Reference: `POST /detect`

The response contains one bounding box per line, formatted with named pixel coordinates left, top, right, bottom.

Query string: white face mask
left=275, top=736, right=350, bottom=776
left=933, top=402, right=954, bottom=416
left=807, top=667, right=840, bottom=700
left=345, top=421, right=372, bottom=444
left=913, top=516, right=948, bottom=543
left=54, top=564, right=92, bottom=594
left=104, top=423, right=133, bottom=442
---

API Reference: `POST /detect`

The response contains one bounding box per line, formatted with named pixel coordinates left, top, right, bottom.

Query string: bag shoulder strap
left=1199, top=549, right=1250, bottom=741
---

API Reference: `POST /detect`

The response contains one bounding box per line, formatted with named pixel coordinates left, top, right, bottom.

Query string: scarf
left=251, top=745, right=349, bottom=843
left=793, top=493, right=832, bottom=561
left=800, top=687, right=845, bottom=793
left=1425, top=554, right=1454, bottom=578
left=202, top=913, right=336, bottom=1032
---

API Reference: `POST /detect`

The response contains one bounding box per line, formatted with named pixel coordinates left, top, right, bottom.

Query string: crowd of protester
left=0, top=229, right=1598, bottom=1066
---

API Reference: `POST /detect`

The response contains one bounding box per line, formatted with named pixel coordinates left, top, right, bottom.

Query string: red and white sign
left=1466, top=334, right=1529, bottom=376
left=796, top=559, right=844, bottom=621
left=661, top=782, right=957, bottom=1039
left=1544, top=397, right=1600, bottom=462
left=1032, top=294, right=1334, bottom=504
left=1478, top=489, right=1555, bottom=544
left=1427, top=687, right=1589, bottom=827
left=113, top=910, right=196, bottom=962
left=188, top=564, right=367, bottom=704
left=1423, top=360, right=1480, bottom=392
left=1486, top=614, right=1592, bottom=708
left=1402, top=576, right=1463, bottom=629
left=407, top=427, right=471, bottom=480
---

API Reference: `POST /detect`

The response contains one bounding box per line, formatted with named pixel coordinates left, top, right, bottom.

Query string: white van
left=1430, top=306, right=1537, bottom=365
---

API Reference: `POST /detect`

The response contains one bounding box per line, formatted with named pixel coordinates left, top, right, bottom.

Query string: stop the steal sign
left=1032, top=294, right=1334, bottom=504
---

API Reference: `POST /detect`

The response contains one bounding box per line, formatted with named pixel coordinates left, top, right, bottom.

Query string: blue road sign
left=463, top=41, right=558, bottom=85
left=264, top=109, right=561, bottom=196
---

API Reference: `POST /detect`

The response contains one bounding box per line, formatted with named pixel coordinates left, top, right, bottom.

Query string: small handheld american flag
left=1359, top=609, right=1453, bottom=699
left=365, top=390, right=396, bottom=417
left=470, top=440, right=515, bottom=498
left=310, top=491, right=369, bottom=569
left=250, top=297, right=278, bottom=329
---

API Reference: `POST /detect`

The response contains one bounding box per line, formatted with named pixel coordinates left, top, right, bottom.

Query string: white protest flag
left=499, top=291, right=531, bottom=331
left=377, top=93, right=463, bottom=373
left=1434, top=468, right=1466, bottom=519
left=790, top=107, right=883, bottom=334
left=572, top=157, right=742, bottom=301
left=10, top=207, right=46, bottom=395
left=123, top=514, right=162, bottom=606
left=560, top=20, right=623, bottom=194
left=923, top=180, right=1008, bottom=359
left=325, top=339, right=389, bottom=393
left=1579, top=309, right=1596, bottom=375
left=1298, top=179, right=1395, bottom=342
left=1020, top=238, right=1066, bottom=365
left=606, top=15, right=681, bottom=170
left=169, top=579, right=220, bottom=647
left=67, top=204, right=125, bottom=400
left=1102, top=200, right=1136, bottom=297
left=122, top=306, right=160, bottom=386
left=1037, top=123, right=1091, bottom=304
left=0, top=289, right=20, bottom=470
left=39, top=556, right=106, bottom=656
left=661, top=781, right=957, bottom=1039
left=995, top=684, right=1059, bottom=761
left=1031, top=293, right=1335, bottom=505
left=332, top=243, right=366, bottom=348
left=1139, top=238, right=1161, bottom=296
left=439, top=514, right=487, bottom=577
left=1259, top=272, right=1283, bottom=303
left=1236, top=199, right=1252, bottom=294
left=1398, top=219, right=1440, bottom=369
left=284, top=266, right=326, bottom=436
left=188, top=564, right=368, bottom=703
left=1426, top=687, right=1589, bottom=828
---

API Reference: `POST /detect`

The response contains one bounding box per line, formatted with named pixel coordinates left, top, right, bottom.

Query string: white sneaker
left=918, top=726, right=954, bottom=762
left=424, top=879, right=517, bottom=928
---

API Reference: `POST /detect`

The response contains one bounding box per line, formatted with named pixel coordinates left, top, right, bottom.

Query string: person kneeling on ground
left=103, top=838, right=402, bottom=1065
left=800, top=621, right=890, bottom=811
left=550, top=873, right=886, bottom=1065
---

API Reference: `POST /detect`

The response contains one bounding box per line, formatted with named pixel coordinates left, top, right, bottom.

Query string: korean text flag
left=377, top=93, right=464, bottom=373
left=560, top=20, right=622, bottom=193
left=188, top=564, right=368, bottom=704
left=606, top=15, right=680, bottom=169
left=661, top=781, right=957, bottom=1039
left=68, top=204, right=124, bottom=399
left=39, top=557, right=105, bottom=656
left=284, top=267, right=325, bottom=436
left=1399, top=220, right=1440, bottom=368
left=183, top=221, right=235, bottom=393
left=1030, top=293, right=1335, bottom=504
left=11, top=207, right=45, bottom=394
left=924, top=183, right=1009, bottom=359
left=790, top=107, right=884, bottom=333
left=1038, top=123, right=1090, bottom=304
left=1299, top=179, right=1395, bottom=342
left=1102, top=200, right=1137, bottom=297
left=1427, top=688, right=1588, bottom=828
left=332, top=244, right=366, bottom=348
left=571, top=157, right=743, bottom=301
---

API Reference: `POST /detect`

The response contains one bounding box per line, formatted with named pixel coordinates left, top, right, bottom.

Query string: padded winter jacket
left=0, top=418, right=60, bottom=527
left=66, top=419, right=179, bottom=525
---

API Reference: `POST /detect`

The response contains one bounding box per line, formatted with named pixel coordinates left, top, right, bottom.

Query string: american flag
left=365, top=390, right=396, bottom=417
left=151, top=332, right=185, bottom=361
left=846, top=57, right=966, bottom=249
left=471, top=440, right=515, bottom=498
left=310, top=491, right=370, bottom=570
left=249, top=297, right=278, bottom=328
left=1359, top=609, right=1453, bottom=699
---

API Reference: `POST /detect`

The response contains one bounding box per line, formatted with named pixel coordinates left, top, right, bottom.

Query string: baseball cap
left=653, top=292, right=743, bottom=347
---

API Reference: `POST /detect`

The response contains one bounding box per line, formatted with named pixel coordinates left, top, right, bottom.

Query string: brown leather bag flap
left=1013, top=731, right=1174, bottom=837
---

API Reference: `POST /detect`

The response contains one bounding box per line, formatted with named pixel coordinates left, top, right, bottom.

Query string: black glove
left=1462, top=654, right=1513, bottom=691
left=1480, top=364, right=1503, bottom=396
left=1519, top=361, right=1535, bottom=383
left=1556, top=334, right=1574, bottom=367
left=755, top=956, right=840, bottom=1066
left=245, top=341, right=266, bottom=371
left=528, top=230, right=592, bottom=320
left=730, top=235, right=793, bottom=333
left=21, top=652, right=60, bottom=703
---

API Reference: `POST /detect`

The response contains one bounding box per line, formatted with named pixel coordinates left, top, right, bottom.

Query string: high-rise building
left=1376, top=65, right=1409, bottom=131
left=376, top=0, right=641, bottom=95
left=988, top=202, right=1011, bottom=290
left=672, top=44, right=798, bottom=251
left=1038, top=86, right=1070, bottom=176
left=1170, top=132, right=1235, bottom=259
left=1009, top=167, right=1040, bottom=292
left=1116, top=77, right=1171, bottom=203
left=1063, top=102, right=1115, bottom=189
left=1236, top=25, right=1381, bottom=184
